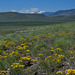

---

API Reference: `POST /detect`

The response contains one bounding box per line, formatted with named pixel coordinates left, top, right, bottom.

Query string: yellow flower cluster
left=72, top=45, right=75, bottom=49
left=59, top=32, right=66, bottom=36
left=0, top=70, right=7, bottom=75
left=56, top=59, right=61, bottom=63
left=54, top=54, right=57, bottom=56
left=58, top=55, right=64, bottom=59
left=11, top=63, right=25, bottom=69
left=69, top=51, right=73, bottom=54
left=45, top=56, right=52, bottom=61
left=65, top=69, right=75, bottom=75
left=21, top=43, right=25, bottom=46
left=50, top=49, right=54, bottom=52
left=31, top=58, right=38, bottom=62
left=37, top=53, right=44, bottom=56
left=8, top=51, right=19, bottom=57
left=56, top=71, right=62, bottom=74
left=56, top=48, right=62, bottom=51
left=68, top=32, right=72, bottom=35
left=70, top=57, right=75, bottom=60
left=8, top=51, right=15, bottom=56
left=19, top=56, right=31, bottom=62
left=20, top=38, right=26, bottom=41
left=36, top=44, right=41, bottom=48
left=26, top=68, right=30, bottom=71
left=26, top=50, right=30, bottom=52
left=5, top=41, right=16, bottom=47
left=2, top=40, right=8, bottom=44
left=0, top=69, right=10, bottom=75
left=16, top=45, right=27, bottom=50
left=55, top=55, right=65, bottom=63
left=0, top=50, right=1, bottom=52
left=0, top=55, right=7, bottom=59
left=24, top=42, right=32, bottom=45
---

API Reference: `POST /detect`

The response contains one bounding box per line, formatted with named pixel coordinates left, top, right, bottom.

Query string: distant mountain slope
left=0, top=12, right=75, bottom=22
left=41, top=9, right=75, bottom=16
left=0, top=12, right=49, bottom=22
left=38, top=12, right=53, bottom=16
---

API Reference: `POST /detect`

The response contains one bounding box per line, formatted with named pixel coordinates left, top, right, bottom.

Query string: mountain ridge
left=40, top=9, right=75, bottom=16
left=0, top=9, right=75, bottom=22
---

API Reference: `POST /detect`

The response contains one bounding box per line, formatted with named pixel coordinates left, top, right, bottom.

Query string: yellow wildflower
left=31, top=59, right=38, bottom=62
left=37, top=53, right=44, bottom=56
left=56, top=71, right=62, bottom=74
left=65, top=69, right=75, bottom=75
left=26, top=50, right=30, bottom=52
left=45, top=56, right=52, bottom=61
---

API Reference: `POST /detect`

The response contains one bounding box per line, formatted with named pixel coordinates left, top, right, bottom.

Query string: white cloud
left=10, top=8, right=39, bottom=13
left=38, top=11, right=45, bottom=13
left=19, top=8, right=26, bottom=13
left=19, top=8, right=38, bottom=13
left=11, top=10, right=17, bottom=12
left=30, top=8, right=38, bottom=12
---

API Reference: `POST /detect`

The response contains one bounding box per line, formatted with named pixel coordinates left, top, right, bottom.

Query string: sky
left=0, top=0, right=75, bottom=13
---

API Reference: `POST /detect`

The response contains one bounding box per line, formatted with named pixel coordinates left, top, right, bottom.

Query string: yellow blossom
left=37, top=53, right=44, bottom=56
left=31, top=59, right=38, bottom=62
left=65, top=69, right=75, bottom=75
left=26, top=50, right=30, bottom=52
left=56, top=71, right=62, bottom=74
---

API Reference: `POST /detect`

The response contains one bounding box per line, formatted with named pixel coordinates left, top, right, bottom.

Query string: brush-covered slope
left=0, top=12, right=48, bottom=22
left=0, top=12, right=75, bottom=22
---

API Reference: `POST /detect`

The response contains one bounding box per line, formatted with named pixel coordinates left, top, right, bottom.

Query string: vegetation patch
left=0, top=22, right=75, bottom=75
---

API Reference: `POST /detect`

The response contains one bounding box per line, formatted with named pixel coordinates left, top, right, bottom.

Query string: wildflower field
left=0, top=22, right=75, bottom=75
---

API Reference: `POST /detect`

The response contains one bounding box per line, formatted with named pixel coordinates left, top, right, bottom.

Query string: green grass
left=0, top=21, right=75, bottom=41
left=0, top=21, right=64, bottom=40
left=0, top=21, right=75, bottom=75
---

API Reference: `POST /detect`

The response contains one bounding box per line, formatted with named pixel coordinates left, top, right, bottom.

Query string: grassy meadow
left=0, top=21, right=75, bottom=75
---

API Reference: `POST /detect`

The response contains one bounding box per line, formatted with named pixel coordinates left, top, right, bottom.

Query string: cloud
left=30, top=8, right=38, bottom=12
left=38, top=11, right=45, bottom=13
left=19, top=8, right=38, bottom=13
left=11, top=10, right=17, bottom=12
left=10, top=8, right=40, bottom=14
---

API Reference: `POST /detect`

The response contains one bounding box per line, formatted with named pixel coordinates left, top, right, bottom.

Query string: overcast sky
left=0, top=0, right=75, bottom=13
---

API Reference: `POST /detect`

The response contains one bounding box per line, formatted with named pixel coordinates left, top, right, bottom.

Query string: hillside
left=0, top=12, right=75, bottom=22
left=0, top=12, right=48, bottom=22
